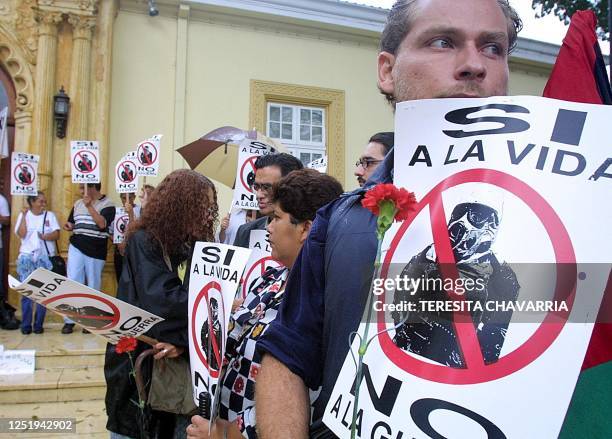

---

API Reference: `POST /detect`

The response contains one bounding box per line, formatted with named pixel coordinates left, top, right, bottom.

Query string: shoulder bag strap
left=41, top=211, right=51, bottom=256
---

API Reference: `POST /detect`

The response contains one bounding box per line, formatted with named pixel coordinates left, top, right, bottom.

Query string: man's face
left=354, top=141, right=387, bottom=187
left=253, top=165, right=282, bottom=216
left=378, top=0, right=510, bottom=103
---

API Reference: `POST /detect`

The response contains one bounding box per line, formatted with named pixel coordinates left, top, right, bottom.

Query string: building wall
left=110, top=9, right=551, bottom=212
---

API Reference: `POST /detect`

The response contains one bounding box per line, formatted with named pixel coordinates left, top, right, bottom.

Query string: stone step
left=0, top=399, right=107, bottom=437
left=0, top=365, right=106, bottom=404
left=0, top=323, right=107, bottom=370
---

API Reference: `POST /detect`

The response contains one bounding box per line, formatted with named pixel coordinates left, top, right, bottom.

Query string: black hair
left=254, top=153, right=303, bottom=177
left=272, top=169, right=343, bottom=224
left=368, top=132, right=394, bottom=155
left=85, top=183, right=102, bottom=191
left=26, top=191, right=44, bottom=207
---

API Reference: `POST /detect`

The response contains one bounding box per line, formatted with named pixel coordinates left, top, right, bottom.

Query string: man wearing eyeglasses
left=354, top=132, right=394, bottom=187
left=232, top=153, right=303, bottom=249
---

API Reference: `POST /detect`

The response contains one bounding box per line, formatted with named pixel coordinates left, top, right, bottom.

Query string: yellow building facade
left=0, top=0, right=561, bottom=299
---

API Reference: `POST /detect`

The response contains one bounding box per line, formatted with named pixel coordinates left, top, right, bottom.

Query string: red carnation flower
left=233, top=377, right=245, bottom=394
left=362, top=183, right=417, bottom=238
left=116, top=336, right=138, bottom=354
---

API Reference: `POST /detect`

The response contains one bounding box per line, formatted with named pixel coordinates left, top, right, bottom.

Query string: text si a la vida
left=191, top=245, right=241, bottom=283
left=405, top=104, right=611, bottom=182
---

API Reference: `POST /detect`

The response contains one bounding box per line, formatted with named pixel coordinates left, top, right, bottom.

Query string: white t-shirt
left=14, top=210, right=60, bottom=257
left=0, top=194, right=10, bottom=248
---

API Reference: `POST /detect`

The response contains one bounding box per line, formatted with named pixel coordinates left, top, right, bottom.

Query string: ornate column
left=30, top=9, right=63, bottom=195
left=90, top=0, right=118, bottom=193
left=62, top=14, right=96, bottom=233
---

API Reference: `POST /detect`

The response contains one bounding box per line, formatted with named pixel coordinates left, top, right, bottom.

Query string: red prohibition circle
left=42, top=293, right=120, bottom=330
left=137, top=142, right=158, bottom=166
left=241, top=256, right=283, bottom=298
left=13, top=162, right=35, bottom=186
left=378, top=169, right=576, bottom=384
left=239, top=156, right=258, bottom=193
left=116, top=215, right=130, bottom=233
left=191, top=281, right=224, bottom=379
left=116, top=160, right=137, bottom=183
left=73, top=150, right=98, bottom=173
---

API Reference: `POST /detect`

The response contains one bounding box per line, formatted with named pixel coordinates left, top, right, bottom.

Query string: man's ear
left=377, top=51, right=396, bottom=97
left=299, top=220, right=312, bottom=244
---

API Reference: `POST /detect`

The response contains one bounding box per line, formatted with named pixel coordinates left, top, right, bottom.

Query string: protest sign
left=188, top=242, right=251, bottom=421
left=239, top=229, right=283, bottom=299
left=136, top=134, right=162, bottom=177
left=71, top=140, right=100, bottom=183
left=9, top=269, right=163, bottom=344
left=307, top=155, right=327, bottom=173
left=113, top=207, right=129, bottom=244
left=231, top=139, right=273, bottom=210
left=10, top=152, right=38, bottom=196
left=115, top=151, right=139, bottom=194
left=0, top=106, right=8, bottom=158
left=323, top=96, right=611, bottom=438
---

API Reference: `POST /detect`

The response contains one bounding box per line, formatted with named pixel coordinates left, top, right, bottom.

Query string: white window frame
left=266, top=102, right=326, bottom=165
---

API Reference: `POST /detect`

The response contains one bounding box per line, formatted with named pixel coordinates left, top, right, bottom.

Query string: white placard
left=136, top=134, right=162, bottom=177
left=9, top=269, right=164, bottom=344
left=231, top=139, right=274, bottom=210
left=239, top=229, right=283, bottom=299
left=0, top=350, right=35, bottom=375
left=10, top=152, right=39, bottom=196
left=323, top=96, right=611, bottom=439
left=188, top=242, right=251, bottom=422
left=113, top=207, right=129, bottom=244
left=70, top=140, right=100, bottom=183
left=115, top=151, right=139, bottom=194
left=307, top=155, right=327, bottom=173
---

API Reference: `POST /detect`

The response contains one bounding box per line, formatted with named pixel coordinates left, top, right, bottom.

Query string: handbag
left=148, top=354, right=197, bottom=415
left=42, top=211, right=67, bottom=276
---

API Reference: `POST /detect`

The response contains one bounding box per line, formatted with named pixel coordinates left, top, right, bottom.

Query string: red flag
left=543, top=10, right=612, bottom=105
left=543, top=10, right=612, bottom=439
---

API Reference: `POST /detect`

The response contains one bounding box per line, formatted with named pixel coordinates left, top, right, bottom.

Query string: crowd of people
left=0, top=0, right=554, bottom=437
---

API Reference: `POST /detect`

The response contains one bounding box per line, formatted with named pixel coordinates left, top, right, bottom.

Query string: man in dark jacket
left=255, top=0, right=522, bottom=437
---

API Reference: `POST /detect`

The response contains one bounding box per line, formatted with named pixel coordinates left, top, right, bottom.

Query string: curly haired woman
left=105, top=169, right=218, bottom=439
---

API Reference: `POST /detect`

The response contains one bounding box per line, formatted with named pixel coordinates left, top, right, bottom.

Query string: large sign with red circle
left=70, top=141, right=100, bottom=183
left=323, top=97, right=611, bottom=439
left=10, top=152, right=39, bottom=195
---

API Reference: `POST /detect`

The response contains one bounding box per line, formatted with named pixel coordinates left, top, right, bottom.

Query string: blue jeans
left=17, top=253, right=52, bottom=331
left=63, top=244, right=106, bottom=324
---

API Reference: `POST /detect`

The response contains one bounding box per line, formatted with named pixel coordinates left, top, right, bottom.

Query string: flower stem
left=350, top=238, right=383, bottom=439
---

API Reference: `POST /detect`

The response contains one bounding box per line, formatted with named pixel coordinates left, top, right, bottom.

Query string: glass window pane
left=269, top=106, right=280, bottom=122
left=282, top=123, right=292, bottom=140
left=312, top=126, right=323, bottom=143
left=300, top=109, right=311, bottom=124
left=282, top=107, right=292, bottom=123
left=269, top=122, right=280, bottom=138
left=300, top=125, right=310, bottom=141
left=312, top=110, right=323, bottom=125
left=300, top=152, right=311, bottom=164
left=312, top=153, right=322, bottom=161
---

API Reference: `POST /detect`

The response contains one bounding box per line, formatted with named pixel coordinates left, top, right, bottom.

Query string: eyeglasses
left=355, top=158, right=383, bottom=169
left=251, top=182, right=274, bottom=192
